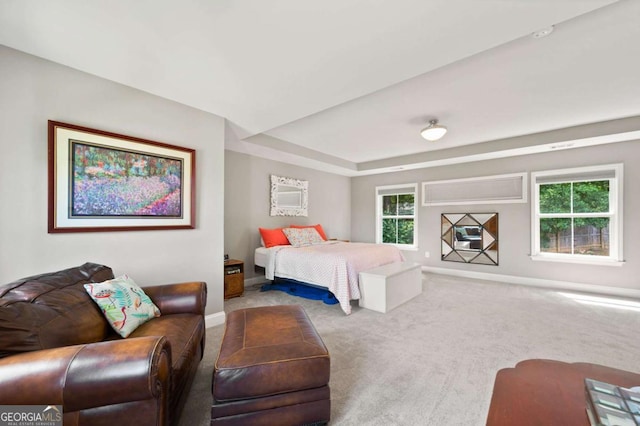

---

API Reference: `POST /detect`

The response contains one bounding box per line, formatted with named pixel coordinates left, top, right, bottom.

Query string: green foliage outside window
left=381, top=194, right=414, bottom=245
left=539, top=180, right=610, bottom=256
left=540, top=182, right=571, bottom=213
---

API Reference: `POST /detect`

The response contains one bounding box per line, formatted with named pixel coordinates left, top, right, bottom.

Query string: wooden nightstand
left=223, top=259, right=244, bottom=299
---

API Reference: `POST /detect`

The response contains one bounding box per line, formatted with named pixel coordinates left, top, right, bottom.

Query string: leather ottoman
left=211, top=305, right=331, bottom=425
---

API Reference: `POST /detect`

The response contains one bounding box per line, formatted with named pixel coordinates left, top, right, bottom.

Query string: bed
left=255, top=240, right=404, bottom=315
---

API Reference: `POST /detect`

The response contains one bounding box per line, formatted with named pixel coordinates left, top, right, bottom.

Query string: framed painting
left=48, top=121, right=196, bottom=233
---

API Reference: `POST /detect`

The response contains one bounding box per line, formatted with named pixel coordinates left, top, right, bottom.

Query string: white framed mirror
left=270, top=175, right=308, bottom=216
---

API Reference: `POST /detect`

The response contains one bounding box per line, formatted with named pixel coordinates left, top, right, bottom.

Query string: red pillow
left=259, top=227, right=290, bottom=248
left=290, top=224, right=328, bottom=241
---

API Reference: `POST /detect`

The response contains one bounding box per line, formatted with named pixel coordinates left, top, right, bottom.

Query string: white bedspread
left=264, top=241, right=404, bottom=315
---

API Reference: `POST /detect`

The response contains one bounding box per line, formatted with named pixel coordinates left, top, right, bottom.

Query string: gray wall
left=224, top=150, right=351, bottom=279
left=352, top=140, right=640, bottom=291
left=0, top=46, right=226, bottom=315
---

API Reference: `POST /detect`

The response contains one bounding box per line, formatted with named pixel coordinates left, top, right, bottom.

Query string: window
left=531, top=164, right=623, bottom=265
left=376, top=184, right=417, bottom=249
left=422, top=173, right=527, bottom=206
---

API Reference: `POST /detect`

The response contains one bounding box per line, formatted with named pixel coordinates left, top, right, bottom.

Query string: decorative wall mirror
left=441, top=213, right=498, bottom=265
left=270, top=175, right=308, bottom=216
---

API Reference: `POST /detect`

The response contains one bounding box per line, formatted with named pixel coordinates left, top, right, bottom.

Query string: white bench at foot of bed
left=358, top=262, right=422, bottom=313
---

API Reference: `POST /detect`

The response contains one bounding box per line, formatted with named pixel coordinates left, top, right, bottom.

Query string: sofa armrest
left=144, top=281, right=207, bottom=316
left=0, top=336, right=171, bottom=413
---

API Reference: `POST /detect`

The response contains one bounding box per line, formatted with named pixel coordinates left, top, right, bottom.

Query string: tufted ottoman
left=211, top=305, right=331, bottom=425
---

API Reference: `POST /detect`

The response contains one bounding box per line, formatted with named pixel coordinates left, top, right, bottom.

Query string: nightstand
left=223, top=259, right=244, bottom=299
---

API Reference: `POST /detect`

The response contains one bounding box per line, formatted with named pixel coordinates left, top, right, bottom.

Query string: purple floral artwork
left=71, top=141, right=183, bottom=217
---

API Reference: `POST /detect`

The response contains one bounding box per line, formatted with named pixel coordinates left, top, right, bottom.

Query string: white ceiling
left=2, top=0, right=639, bottom=176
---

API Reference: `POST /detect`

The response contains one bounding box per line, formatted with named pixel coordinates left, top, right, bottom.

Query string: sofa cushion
left=0, top=263, right=114, bottom=358
left=130, top=313, right=205, bottom=395
left=84, top=275, right=161, bottom=338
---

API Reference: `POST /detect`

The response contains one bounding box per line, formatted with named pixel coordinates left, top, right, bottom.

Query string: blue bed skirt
left=260, top=278, right=339, bottom=305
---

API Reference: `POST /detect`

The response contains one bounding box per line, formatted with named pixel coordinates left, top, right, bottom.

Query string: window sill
left=530, top=255, right=624, bottom=267
left=379, top=243, right=418, bottom=251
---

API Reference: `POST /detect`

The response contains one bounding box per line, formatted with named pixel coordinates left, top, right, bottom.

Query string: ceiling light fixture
left=420, top=119, right=448, bottom=141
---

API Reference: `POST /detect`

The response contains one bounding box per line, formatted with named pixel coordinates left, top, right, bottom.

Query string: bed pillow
left=290, top=224, right=328, bottom=241
left=84, top=275, right=161, bottom=338
left=259, top=227, right=291, bottom=248
left=283, top=227, right=324, bottom=247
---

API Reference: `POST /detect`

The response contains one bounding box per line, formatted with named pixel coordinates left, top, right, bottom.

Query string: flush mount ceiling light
left=420, top=119, right=448, bottom=141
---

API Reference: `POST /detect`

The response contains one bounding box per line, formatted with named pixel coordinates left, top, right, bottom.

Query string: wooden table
left=486, top=359, right=640, bottom=425
left=223, top=259, right=244, bottom=299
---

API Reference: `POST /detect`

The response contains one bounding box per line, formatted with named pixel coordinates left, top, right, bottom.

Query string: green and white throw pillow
left=84, top=275, right=160, bottom=338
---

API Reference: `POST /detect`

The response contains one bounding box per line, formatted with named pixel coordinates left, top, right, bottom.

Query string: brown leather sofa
left=0, top=262, right=207, bottom=426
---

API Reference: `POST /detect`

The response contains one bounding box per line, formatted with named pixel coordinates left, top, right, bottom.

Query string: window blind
left=422, top=173, right=526, bottom=206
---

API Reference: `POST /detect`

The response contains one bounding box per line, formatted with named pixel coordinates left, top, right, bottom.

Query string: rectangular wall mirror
left=270, top=175, right=308, bottom=216
left=441, top=213, right=498, bottom=265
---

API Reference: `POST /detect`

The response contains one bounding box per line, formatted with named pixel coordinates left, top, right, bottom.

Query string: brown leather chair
left=0, top=262, right=207, bottom=426
left=486, top=359, right=640, bottom=425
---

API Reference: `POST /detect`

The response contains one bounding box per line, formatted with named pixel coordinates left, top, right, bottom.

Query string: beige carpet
left=179, top=273, right=640, bottom=425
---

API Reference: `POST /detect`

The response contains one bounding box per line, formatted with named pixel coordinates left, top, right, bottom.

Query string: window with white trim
left=376, top=184, right=418, bottom=249
left=531, top=164, right=623, bottom=264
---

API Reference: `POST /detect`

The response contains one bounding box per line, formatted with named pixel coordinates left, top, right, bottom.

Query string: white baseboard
left=422, top=266, right=640, bottom=299
left=205, top=311, right=226, bottom=328
left=204, top=276, right=269, bottom=329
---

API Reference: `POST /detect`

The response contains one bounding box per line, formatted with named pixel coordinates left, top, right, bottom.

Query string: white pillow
left=282, top=227, right=324, bottom=247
